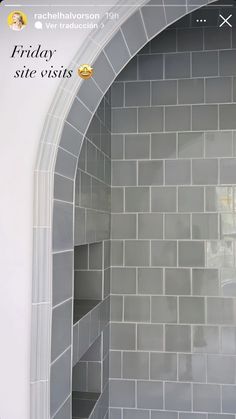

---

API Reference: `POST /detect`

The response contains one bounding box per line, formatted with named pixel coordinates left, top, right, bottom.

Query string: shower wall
left=110, top=14, right=236, bottom=419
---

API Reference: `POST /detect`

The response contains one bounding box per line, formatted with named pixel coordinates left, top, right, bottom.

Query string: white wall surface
left=0, top=1, right=142, bottom=417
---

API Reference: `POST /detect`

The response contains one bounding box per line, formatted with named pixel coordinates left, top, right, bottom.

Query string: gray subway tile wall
left=109, top=10, right=236, bottom=419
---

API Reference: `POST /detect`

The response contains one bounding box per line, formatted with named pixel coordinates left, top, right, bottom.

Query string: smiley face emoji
left=78, top=64, right=93, bottom=80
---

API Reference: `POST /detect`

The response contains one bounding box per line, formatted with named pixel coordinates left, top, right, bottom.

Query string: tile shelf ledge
left=73, top=296, right=110, bottom=366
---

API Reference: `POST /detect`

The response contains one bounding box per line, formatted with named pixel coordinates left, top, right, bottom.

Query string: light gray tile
left=74, top=207, right=86, bottom=245
left=125, top=82, right=150, bottom=106
left=165, top=53, right=190, bottom=79
left=125, top=187, right=150, bottom=212
left=51, top=300, right=72, bottom=362
left=193, top=384, right=221, bottom=412
left=205, top=131, right=233, bottom=157
left=66, top=98, right=91, bottom=133
left=111, top=134, right=123, bottom=159
left=205, top=27, right=231, bottom=50
left=192, top=213, right=218, bottom=240
left=178, top=79, right=204, bottom=104
left=123, top=409, right=149, bottom=419
left=55, top=148, right=77, bottom=180
left=125, top=134, right=150, bottom=159
left=192, top=159, right=218, bottom=185
left=151, top=412, right=178, bottom=419
left=193, top=326, right=219, bottom=354
left=110, top=295, right=123, bottom=322
left=53, top=201, right=73, bottom=251
left=137, top=324, right=163, bottom=350
left=138, top=268, right=163, bottom=294
left=53, top=251, right=73, bottom=307
left=112, top=108, right=137, bottom=134
left=121, top=10, right=147, bottom=55
left=180, top=414, right=206, bottom=419
left=220, top=159, right=236, bottom=184
left=177, top=28, right=203, bottom=51
left=110, top=410, right=123, bottom=419
left=179, top=354, right=206, bottom=382
left=92, top=51, right=115, bottom=92
left=89, top=242, right=102, bottom=269
left=54, top=174, right=73, bottom=203
left=123, top=352, right=149, bottom=379
left=78, top=313, right=90, bottom=358
left=138, top=107, right=164, bottom=133
left=53, top=397, right=71, bottom=419
left=165, top=214, right=191, bottom=239
left=60, top=122, right=83, bottom=157
left=78, top=77, right=103, bottom=113
left=178, top=187, right=204, bottom=212
left=124, top=296, right=150, bottom=322
left=110, top=323, right=136, bottom=350
left=207, top=355, right=236, bottom=384
left=152, top=240, right=177, bottom=267
left=138, top=161, right=163, bottom=185
left=105, top=30, right=130, bottom=73
left=111, top=267, right=136, bottom=294
left=165, top=268, right=191, bottom=295
left=179, top=296, right=205, bottom=324
left=222, top=386, right=236, bottom=413
left=178, top=132, right=204, bottom=158
left=205, top=186, right=233, bottom=212
left=207, top=298, right=236, bottom=325
left=206, top=240, right=235, bottom=268
left=165, top=325, right=191, bottom=352
left=165, top=382, right=191, bottom=411
left=117, top=56, right=137, bottom=81
left=152, top=296, right=177, bottom=323
left=111, top=84, right=124, bottom=108
left=152, top=80, right=177, bottom=105
left=138, top=213, right=163, bottom=239
left=220, top=105, right=236, bottom=130
left=151, top=353, right=177, bottom=380
left=151, top=133, right=176, bottom=159
left=206, top=77, right=232, bottom=104
left=221, top=327, right=236, bottom=354
left=179, top=241, right=205, bottom=267
left=192, top=105, right=218, bottom=131
left=141, top=4, right=166, bottom=39
left=151, top=29, right=177, bottom=53
left=112, top=161, right=137, bottom=186
left=112, top=214, right=136, bottom=239
left=110, top=351, right=122, bottom=378
left=110, top=380, right=135, bottom=408
left=165, top=106, right=191, bottom=132
left=192, top=51, right=218, bottom=77
left=111, top=241, right=123, bottom=266
left=138, top=54, right=163, bottom=80
left=50, top=348, right=71, bottom=416
left=220, top=50, right=236, bottom=76
left=192, top=269, right=219, bottom=296
left=111, top=188, right=124, bottom=213
left=137, top=381, right=163, bottom=409
left=165, top=159, right=191, bottom=185
left=152, top=187, right=176, bottom=212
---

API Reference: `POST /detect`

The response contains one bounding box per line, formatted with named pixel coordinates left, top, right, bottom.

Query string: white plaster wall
left=0, top=1, right=144, bottom=417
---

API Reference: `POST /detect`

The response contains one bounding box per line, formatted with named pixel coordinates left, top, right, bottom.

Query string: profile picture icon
left=8, top=11, right=27, bottom=31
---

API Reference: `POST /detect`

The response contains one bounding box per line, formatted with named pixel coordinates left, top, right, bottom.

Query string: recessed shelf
left=72, top=392, right=100, bottom=419
left=73, top=299, right=101, bottom=324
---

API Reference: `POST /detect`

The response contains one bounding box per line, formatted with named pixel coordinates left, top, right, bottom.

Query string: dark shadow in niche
left=73, top=242, right=103, bottom=324
left=72, top=336, right=102, bottom=418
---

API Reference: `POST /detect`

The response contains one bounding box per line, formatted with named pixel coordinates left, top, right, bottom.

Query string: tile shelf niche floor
left=72, top=392, right=100, bottom=419
left=73, top=299, right=101, bottom=324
